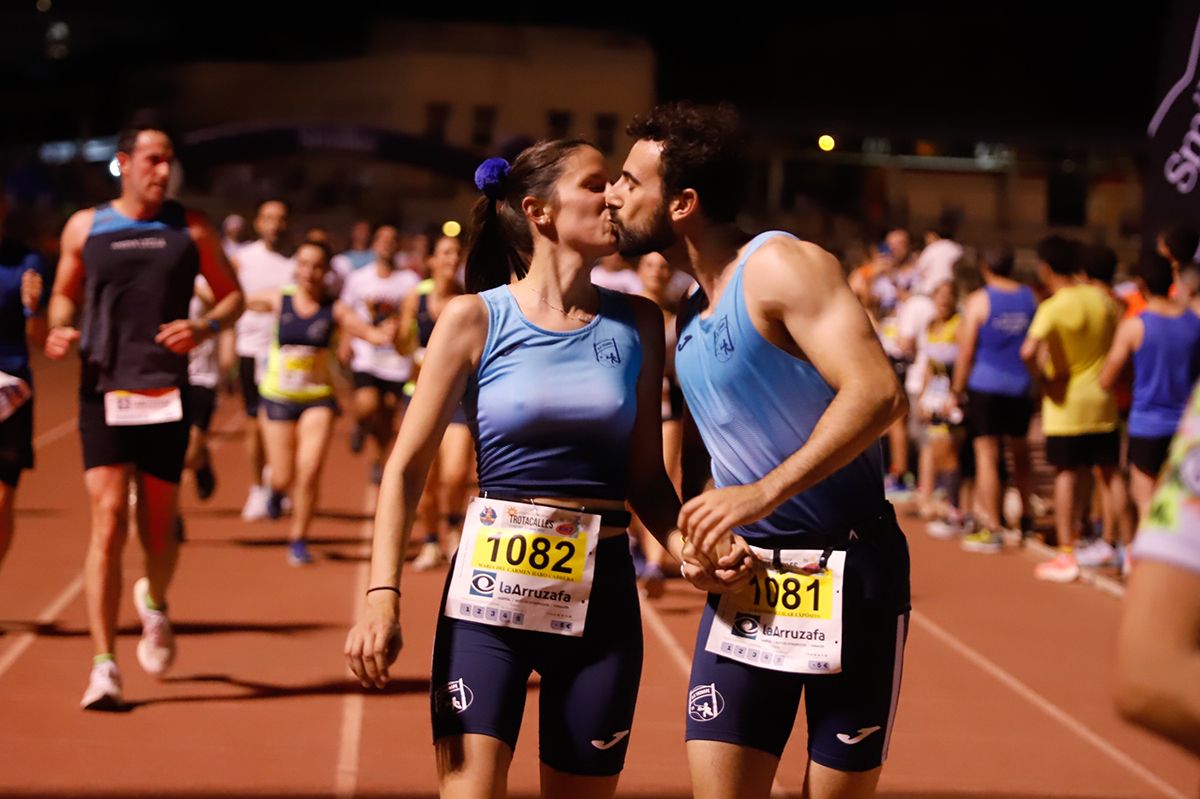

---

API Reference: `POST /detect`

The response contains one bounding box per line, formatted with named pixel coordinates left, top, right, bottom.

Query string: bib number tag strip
left=444, top=497, right=601, bottom=637
left=705, top=546, right=846, bottom=674
left=278, top=345, right=326, bottom=392
left=103, top=387, right=184, bottom=427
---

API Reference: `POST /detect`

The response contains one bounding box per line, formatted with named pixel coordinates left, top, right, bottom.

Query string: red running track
left=0, top=351, right=1195, bottom=798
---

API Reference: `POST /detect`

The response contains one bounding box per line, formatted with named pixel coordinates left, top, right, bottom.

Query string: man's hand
left=44, top=326, right=80, bottom=359
left=155, top=319, right=210, bottom=355
left=679, top=483, right=774, bottom=558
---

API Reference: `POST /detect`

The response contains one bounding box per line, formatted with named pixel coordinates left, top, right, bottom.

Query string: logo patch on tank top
left=594, top=338, right=621, bottom=366
left=110, top=237, right=166, bottom=251
left=713, top=316, right=735, bottom=362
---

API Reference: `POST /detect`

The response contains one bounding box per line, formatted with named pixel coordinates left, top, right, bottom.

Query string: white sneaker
left=241, top=485, right=268, bottom=521
left=133, top=577, right=175, bottom=678
left=412, top=542, right=447, bottom=572
left=1001, top=528, right=1025, bottom=548
left=81, top=660, right=123, bottom=711
left=1074, top=538, right=1116, bottom=568
left=926, top=519, right=966, bottom=539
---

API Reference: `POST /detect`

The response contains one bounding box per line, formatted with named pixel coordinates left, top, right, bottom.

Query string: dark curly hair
left=626, top=102, right=747, bottom=224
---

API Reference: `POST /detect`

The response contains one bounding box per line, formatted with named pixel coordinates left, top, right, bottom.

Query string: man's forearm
left=760, top=381, right=903, bottom=508
left=204, top=290, right=244, bottom=331
left=47, top=294, right=76, bottom=329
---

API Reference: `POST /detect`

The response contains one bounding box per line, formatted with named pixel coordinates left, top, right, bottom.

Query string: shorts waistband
left=480, top=491, right=632, bottom=530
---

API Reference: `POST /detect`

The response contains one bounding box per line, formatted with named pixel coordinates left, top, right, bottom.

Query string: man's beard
left=614, top=201, right=676, bottom=258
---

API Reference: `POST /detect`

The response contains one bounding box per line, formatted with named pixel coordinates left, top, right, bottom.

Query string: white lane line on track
left=334, top=484, right=377, bottom=798
left=0, top=405, right=235, bottom=683
left=911, top=609, right=1189, bottom=799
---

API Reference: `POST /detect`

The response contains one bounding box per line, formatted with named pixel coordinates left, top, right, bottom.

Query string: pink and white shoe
left=133, top=577, right=176, bottom=678
left=1034, top=552, right=1080, bottom=583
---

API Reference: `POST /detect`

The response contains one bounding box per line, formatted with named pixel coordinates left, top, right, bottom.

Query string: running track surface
left=0, top=351, right=1195, bottom=799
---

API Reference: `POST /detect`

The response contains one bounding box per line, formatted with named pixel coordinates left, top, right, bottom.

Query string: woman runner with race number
left=344, top=140, right=749, bottom=799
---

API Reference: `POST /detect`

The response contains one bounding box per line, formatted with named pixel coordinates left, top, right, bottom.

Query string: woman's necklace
left=517, top=283, right=596, bottom=324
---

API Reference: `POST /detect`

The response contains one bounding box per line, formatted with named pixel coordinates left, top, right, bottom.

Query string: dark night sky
left=0, top=2, right=1173, bottom=147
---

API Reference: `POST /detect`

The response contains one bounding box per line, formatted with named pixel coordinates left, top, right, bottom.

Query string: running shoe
left=349, top=423, right=365, bottom=455
left=1120, top=546, right=1133, bottom=580
left=195, top=464, right=216, bottom=501
left=883, top=474, right=912, bottom=502
left=1074, top=538, right=1117, bottom=568
left=266, top=490, right=285, bottom=521
left=133, top=577, right=176, bottom=678
left=1034, top=553, right=1080, bottom=583
left=961, top=529, right=1003, bottom=554
left=241, top=485, right=268, bottom=521
left=287, top=540, right=314, bottom=567
left=412, top=541, right=447, bottom=572
left=926, top=518, right=967, bottom=540
left=80, top=660, right=123, bottom=711
left=1001, top=527, right=1025, bottom=548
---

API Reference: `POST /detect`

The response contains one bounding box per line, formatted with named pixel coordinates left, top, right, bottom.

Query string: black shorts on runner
left=239, top=356, right=260, bottom=419
left=966, top=390, right=1032, bottom=439
left=79, top=390, right=191, bottom=484
left=1128, top=434, right=1173, bottom=478
left=0, top=399, right=34, bottom=487
left=685, top=508, right=910, bottom=772
left=430, top=535, right=643, bottom=777
left=1043, top=430, right=1120, bottom=471
left=352, top=370, right=410, bottom=400
left=188, top=385, right=216, bottom=433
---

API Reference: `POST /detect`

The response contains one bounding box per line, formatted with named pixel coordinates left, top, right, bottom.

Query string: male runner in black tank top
left=45, top=113, right=244, bottom=710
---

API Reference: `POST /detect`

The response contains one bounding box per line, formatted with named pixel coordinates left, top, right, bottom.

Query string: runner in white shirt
left=914, top=225, right=964, bottom=296
left=234, top=199, right=295, bottom=520
left=340, top=224, right=419, bottom=483
left=184, top=278, right=220, bottom=523
left=590, top=253, right=645, bottom=294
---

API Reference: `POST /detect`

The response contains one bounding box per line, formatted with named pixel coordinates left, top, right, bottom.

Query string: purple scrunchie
left=474, top=157, right=510, bottom=201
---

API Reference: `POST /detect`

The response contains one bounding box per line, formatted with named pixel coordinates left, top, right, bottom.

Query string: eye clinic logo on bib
left=594, top=338, right=621, bottom=366
left=713, top=317, right=735, bottom=362
left=435, top=678, right=474, bottom=715
left=688, top=683, right=725, bottom=722
left=478, top=506, right=497, bottom=526
left=732, top=613, right=760, bottom=639
left=469, top=570, right=496, bottom=598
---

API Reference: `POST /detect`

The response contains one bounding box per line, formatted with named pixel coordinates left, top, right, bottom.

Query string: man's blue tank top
left=1130, top=309, right=1200, bottom=438
left=675, top=231, right=886, bottom=540
left=466, top=285, right=641, bottom=501
left=966, top=284, right=1036, bottom=397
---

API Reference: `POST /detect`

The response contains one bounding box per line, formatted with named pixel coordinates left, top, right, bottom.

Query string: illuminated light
left=442, top=220, right=462, bottom=238
left=36, top=0, right=51, bottom=11
left=108, top=158, right=120, bottom=178
left=818, top=135, right=836, bottom=152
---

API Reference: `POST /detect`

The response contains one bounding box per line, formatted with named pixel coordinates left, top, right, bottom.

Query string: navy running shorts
left=259, top=396, right=339, bottom=423
left=685, top=509, right=911, bottom=772
left=0, top=396, right=34, bottom=487
left=430, top=534, right=643, bottom=777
